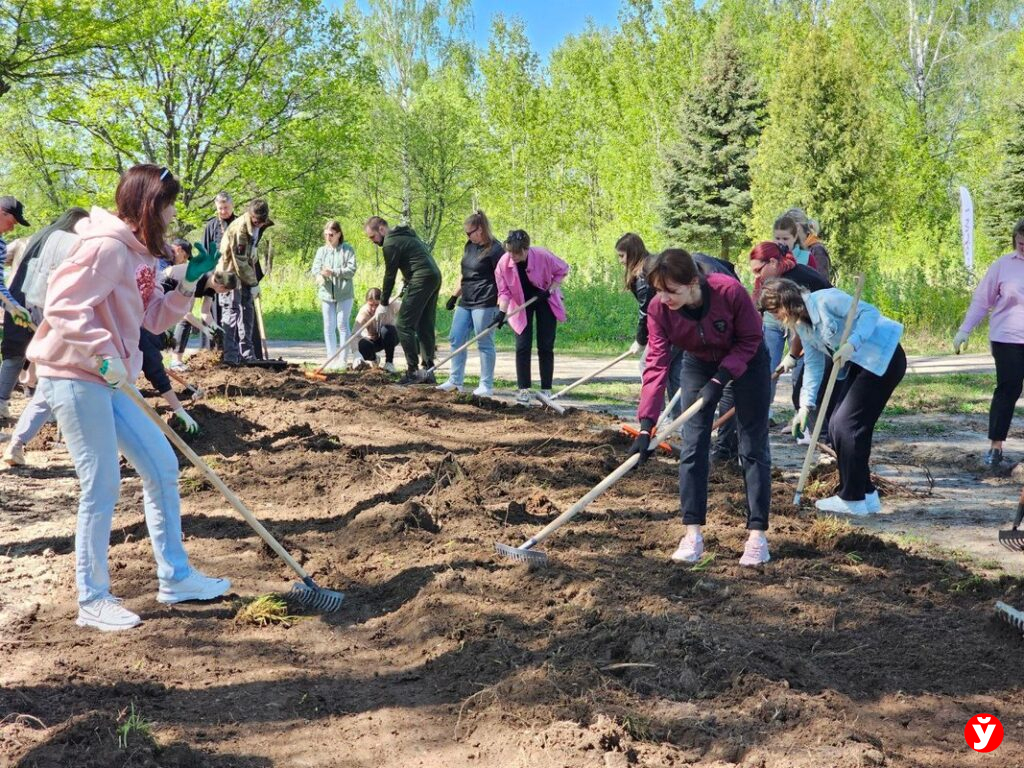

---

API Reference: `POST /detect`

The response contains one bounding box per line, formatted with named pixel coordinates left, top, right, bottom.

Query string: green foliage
left=661, top=24, right=764, bottom=259
left=116, top=702, right=152, bottom=750
left=984, top=100, right=1024, bottom=243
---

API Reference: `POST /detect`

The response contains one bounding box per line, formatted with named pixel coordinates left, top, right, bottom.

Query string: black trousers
left=827, top=344, right=907, bottom=500
left=139, top=328, right=172, bottom=395
left=397, top=275, right=441, bottom=371
left=515, top=299, right=557, bottom=389
left=358, top=325, right=399, bottom=363
left=990, top=341, right=1024, bottom=441
left=679, top=343, right=772, bottom=530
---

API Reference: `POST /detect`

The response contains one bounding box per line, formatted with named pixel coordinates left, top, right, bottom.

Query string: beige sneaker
left=3, top=441, right=25, bottom=466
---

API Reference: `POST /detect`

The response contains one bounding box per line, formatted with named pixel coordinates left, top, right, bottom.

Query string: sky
left=337, top=0, right=625, bottom=61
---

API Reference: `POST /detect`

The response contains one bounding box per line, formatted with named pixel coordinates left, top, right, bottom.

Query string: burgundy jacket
left=638, top=273, right=763, bottom=423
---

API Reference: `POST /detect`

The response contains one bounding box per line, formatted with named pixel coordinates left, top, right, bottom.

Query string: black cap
left=505, top=229, right=530, bottom=252
left=0, top=196, right=29, bottom=227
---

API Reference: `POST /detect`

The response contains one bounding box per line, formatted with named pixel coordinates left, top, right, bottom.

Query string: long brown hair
left=756, top=277, right=811, bottom=327
left=615, top=233, right=650, bottom=290
left=325, top=220, right=343, bottom=241
left=115, top=164, right=180, bottom=257
left=464, top=210, right=493, bottom=246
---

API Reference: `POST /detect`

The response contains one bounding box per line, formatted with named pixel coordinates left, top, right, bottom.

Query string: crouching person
left=628, top=248, right=772, bottom=566
left=26, top=164, right=229, bottom=631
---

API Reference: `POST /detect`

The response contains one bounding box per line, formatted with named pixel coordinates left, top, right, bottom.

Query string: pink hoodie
left=27, top=207, right=192, bottom=385
left=494, top=247, right=570, bottom=335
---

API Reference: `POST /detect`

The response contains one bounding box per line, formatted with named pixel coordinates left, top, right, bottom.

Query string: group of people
left=1, top=159, right=1021, bottom=631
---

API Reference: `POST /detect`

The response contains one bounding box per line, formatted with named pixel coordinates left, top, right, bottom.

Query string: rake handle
left=794, top=275, right=865, bottom=505
left=167, top=368, right=200, bottom=395
left=252, top=295, right=271, bottom=360
left=426, top=297, right=538, bottom=375
left=121, top=384, right=311, bottom=581
left=519, top=398, right=705, bottom=550
left=312, top=314, right=376, bottom=375
left=707, top=371, right=781, bottom=431
left=552, top=348, right=636, bottom=401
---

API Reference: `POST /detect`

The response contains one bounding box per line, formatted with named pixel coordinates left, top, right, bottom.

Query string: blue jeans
left=321, top=298, right=354, bottom=361
left=448, top=305, right=499, bottom=388
left=11, top=387, right=52, bottom=446
left=0, top=355, right=23, bottom=402
left=39, top=377, right=191, bottom=603
left=762, top=314, right=786, bottom=407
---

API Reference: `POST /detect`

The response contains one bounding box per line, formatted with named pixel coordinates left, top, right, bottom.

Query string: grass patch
left=116, top=702, right=152, bottom=750
left=234, top=594, right=304, bottom=628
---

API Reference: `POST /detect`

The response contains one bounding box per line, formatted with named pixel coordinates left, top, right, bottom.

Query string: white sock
left=687, top=524, right=702, bottom=539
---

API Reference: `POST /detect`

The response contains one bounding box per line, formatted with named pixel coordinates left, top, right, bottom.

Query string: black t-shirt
left=459, top=238, right=503, bottom=308
left=785, top=262, right=831, bottom=292
left=516, top=258, right=538, bottom=300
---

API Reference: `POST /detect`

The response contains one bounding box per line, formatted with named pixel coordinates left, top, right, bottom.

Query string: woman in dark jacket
left=628, top=248, right=771, bottom=566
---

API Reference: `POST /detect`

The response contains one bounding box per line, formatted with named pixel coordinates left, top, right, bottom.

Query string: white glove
left=953, top=330, right=968, bottom=354
left=628, top=340, right=642, bottom=356
left=832, top=342, right=855, bottom=365
left=249, top=284, right=261, bottom=299
left=374, top=303, right=388, bottom=318
left=96, top=357, right=129, bottom=389
left=790, top=406, right=810, bottom=437
left=173, top=407, right=199, bottom=434
left=775, top=353, right=799, bottom=374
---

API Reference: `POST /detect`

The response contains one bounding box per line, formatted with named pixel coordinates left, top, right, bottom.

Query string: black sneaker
left=416, top=369, right=437, bottom=385
left=984, top=448, right=1004, bottom=467
left=397, top=369, right=419, bottom=385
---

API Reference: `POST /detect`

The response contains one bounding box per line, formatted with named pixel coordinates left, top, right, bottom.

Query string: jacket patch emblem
left=713, top=319, right=727, bottom=333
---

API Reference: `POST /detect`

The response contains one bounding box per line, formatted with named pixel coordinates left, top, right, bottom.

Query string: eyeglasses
left=159, top=167, right=171, bottom=181
left=465, top=226, right=480, bottom=237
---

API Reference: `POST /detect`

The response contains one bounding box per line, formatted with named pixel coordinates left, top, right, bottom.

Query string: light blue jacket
left=796, top=288, right=903, bottom=408
left=311, top=242, right=356, bottom=302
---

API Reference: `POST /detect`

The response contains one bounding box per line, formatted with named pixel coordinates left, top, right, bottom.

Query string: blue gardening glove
left=186, top=242, right=218, bottom=283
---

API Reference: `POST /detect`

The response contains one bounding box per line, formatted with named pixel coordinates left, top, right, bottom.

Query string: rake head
left=289, top=577, right=345, bottom=613
left=304, top=370, right=329, bottom=382
left=494, top=541, right=548, bottom=566
left=995, top=601, right=1024, bottom=633
left=534, top=392, right=565, bottom=414
left=999, top=529, right=1024, bottom=551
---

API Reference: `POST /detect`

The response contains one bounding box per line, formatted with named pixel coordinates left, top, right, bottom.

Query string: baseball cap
left=0, top=197, right=29, bottom=227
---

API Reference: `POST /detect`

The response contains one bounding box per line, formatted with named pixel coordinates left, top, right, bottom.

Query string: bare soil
left=2, top=363, right=1024, bottom=767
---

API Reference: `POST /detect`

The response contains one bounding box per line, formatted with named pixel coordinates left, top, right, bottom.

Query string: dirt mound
left=2, top=364, right=1023, bottom=767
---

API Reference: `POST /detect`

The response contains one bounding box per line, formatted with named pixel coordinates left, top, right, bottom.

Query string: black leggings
left=358, top=325, right=399, bottom=363
left=990, top=341, right=1024, bottom=441
left=827, top=345, right=907, bottom=500
left=514, top=300, right=557, bottom=389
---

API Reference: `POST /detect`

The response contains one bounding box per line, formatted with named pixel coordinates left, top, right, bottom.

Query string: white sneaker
left=670, top=534, right=704, bottom=563
left=156, top=568, right=230, bottom=604
left=76, top=596, right=141, bottom=632
left=0, top=400, right=8, bottom=419
left=436, top=379, right=463, bottom=393
left=383, top=362, right=397, bottom=374
left=739, top=536, right=771, bottom=566
left=864, top=491, right=881, bottom=513
left=796, top=432, right=813, bottom=446
left=3, top=440, right=25, bottom=466
left=815, top=495, right=869, bottom=516
left=472, top=385, right=493, bottom=397
left=539, top=389, right=553, bottom=398
left=515, top=389, right=532, bottom=405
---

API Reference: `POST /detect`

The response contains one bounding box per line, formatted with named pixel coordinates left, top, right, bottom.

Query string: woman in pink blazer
left=494, top=230, right=570, bottom=404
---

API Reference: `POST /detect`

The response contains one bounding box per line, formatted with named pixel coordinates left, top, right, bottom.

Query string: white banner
left=960, top=185, right=974, bottom=278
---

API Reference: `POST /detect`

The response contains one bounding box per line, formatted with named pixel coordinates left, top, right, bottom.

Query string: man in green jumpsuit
left=363, top=216, right=443, bottom=384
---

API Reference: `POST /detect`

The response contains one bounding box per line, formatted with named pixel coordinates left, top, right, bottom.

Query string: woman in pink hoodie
left=494, top=230, right=570, bottom=404
left=26, top=164, right=228, bottom=632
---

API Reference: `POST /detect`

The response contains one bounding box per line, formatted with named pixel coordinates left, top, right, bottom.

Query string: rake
left=184, top=313, right=220, bottom=342
left=995, top=601, right=1024, bottom=633
left=701, top=369, right=782, bottom=433
left=535, top=346, right=639, bottom=414
left=123, top=384, right=344, bottom=612
left=253, top=295, right=271, bottom=360
left=423, top=297, right=537, bottom=379
left=304, top=315, right=376, bottom=381
left=495, top=397, right=705, bottom=566
left=793, top=275, right=865, bottom=507
left=167, top=369, right=205, bottom=401
left=998, top=486, right=1024, bottom=550
left=618, top=386, right=684, bottom=456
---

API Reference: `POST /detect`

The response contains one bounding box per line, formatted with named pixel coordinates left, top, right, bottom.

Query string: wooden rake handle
left=426, top=297, right=538, bottom=375
left=794, top=275, right=866, bottom=505
left=551, top=347, right=637, bottom=401
left=121, top=384, right=311, bottom=581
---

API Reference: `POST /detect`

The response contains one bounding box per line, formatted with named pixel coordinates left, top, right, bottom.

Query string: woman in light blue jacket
left=758, top=278, right=906, bottom=516
left=311, top=221, right=357, bottom=367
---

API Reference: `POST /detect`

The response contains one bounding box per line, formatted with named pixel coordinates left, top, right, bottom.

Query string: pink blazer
left=494, top=247, right=570, bottom=335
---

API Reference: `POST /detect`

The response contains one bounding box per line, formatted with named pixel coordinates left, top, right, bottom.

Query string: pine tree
left=984, top=100, right=1024, bottom=244
left=660, top=25, right=764, bottom=261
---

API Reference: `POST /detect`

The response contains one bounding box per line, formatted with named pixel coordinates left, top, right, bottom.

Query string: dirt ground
left=2, top=362, right=1024, bottom=767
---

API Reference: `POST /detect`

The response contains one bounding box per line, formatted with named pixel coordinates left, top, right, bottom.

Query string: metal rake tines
left=995, top=601, right=1024, bottom=633
left=494, top=542, right=548, bottom=566
left=289, top=580, right=345, bottom=613
left=998, top=531, right=1024, bottom=552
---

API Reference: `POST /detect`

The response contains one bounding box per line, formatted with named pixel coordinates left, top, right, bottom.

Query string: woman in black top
left=438, top=210, right=505, bottom=396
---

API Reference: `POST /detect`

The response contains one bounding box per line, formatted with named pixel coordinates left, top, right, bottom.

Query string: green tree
left=983, top=100, right=1024, bottom=244
left=750, top=29, right=884, bottom=273
left=660, top=25, right=763, bottom=260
